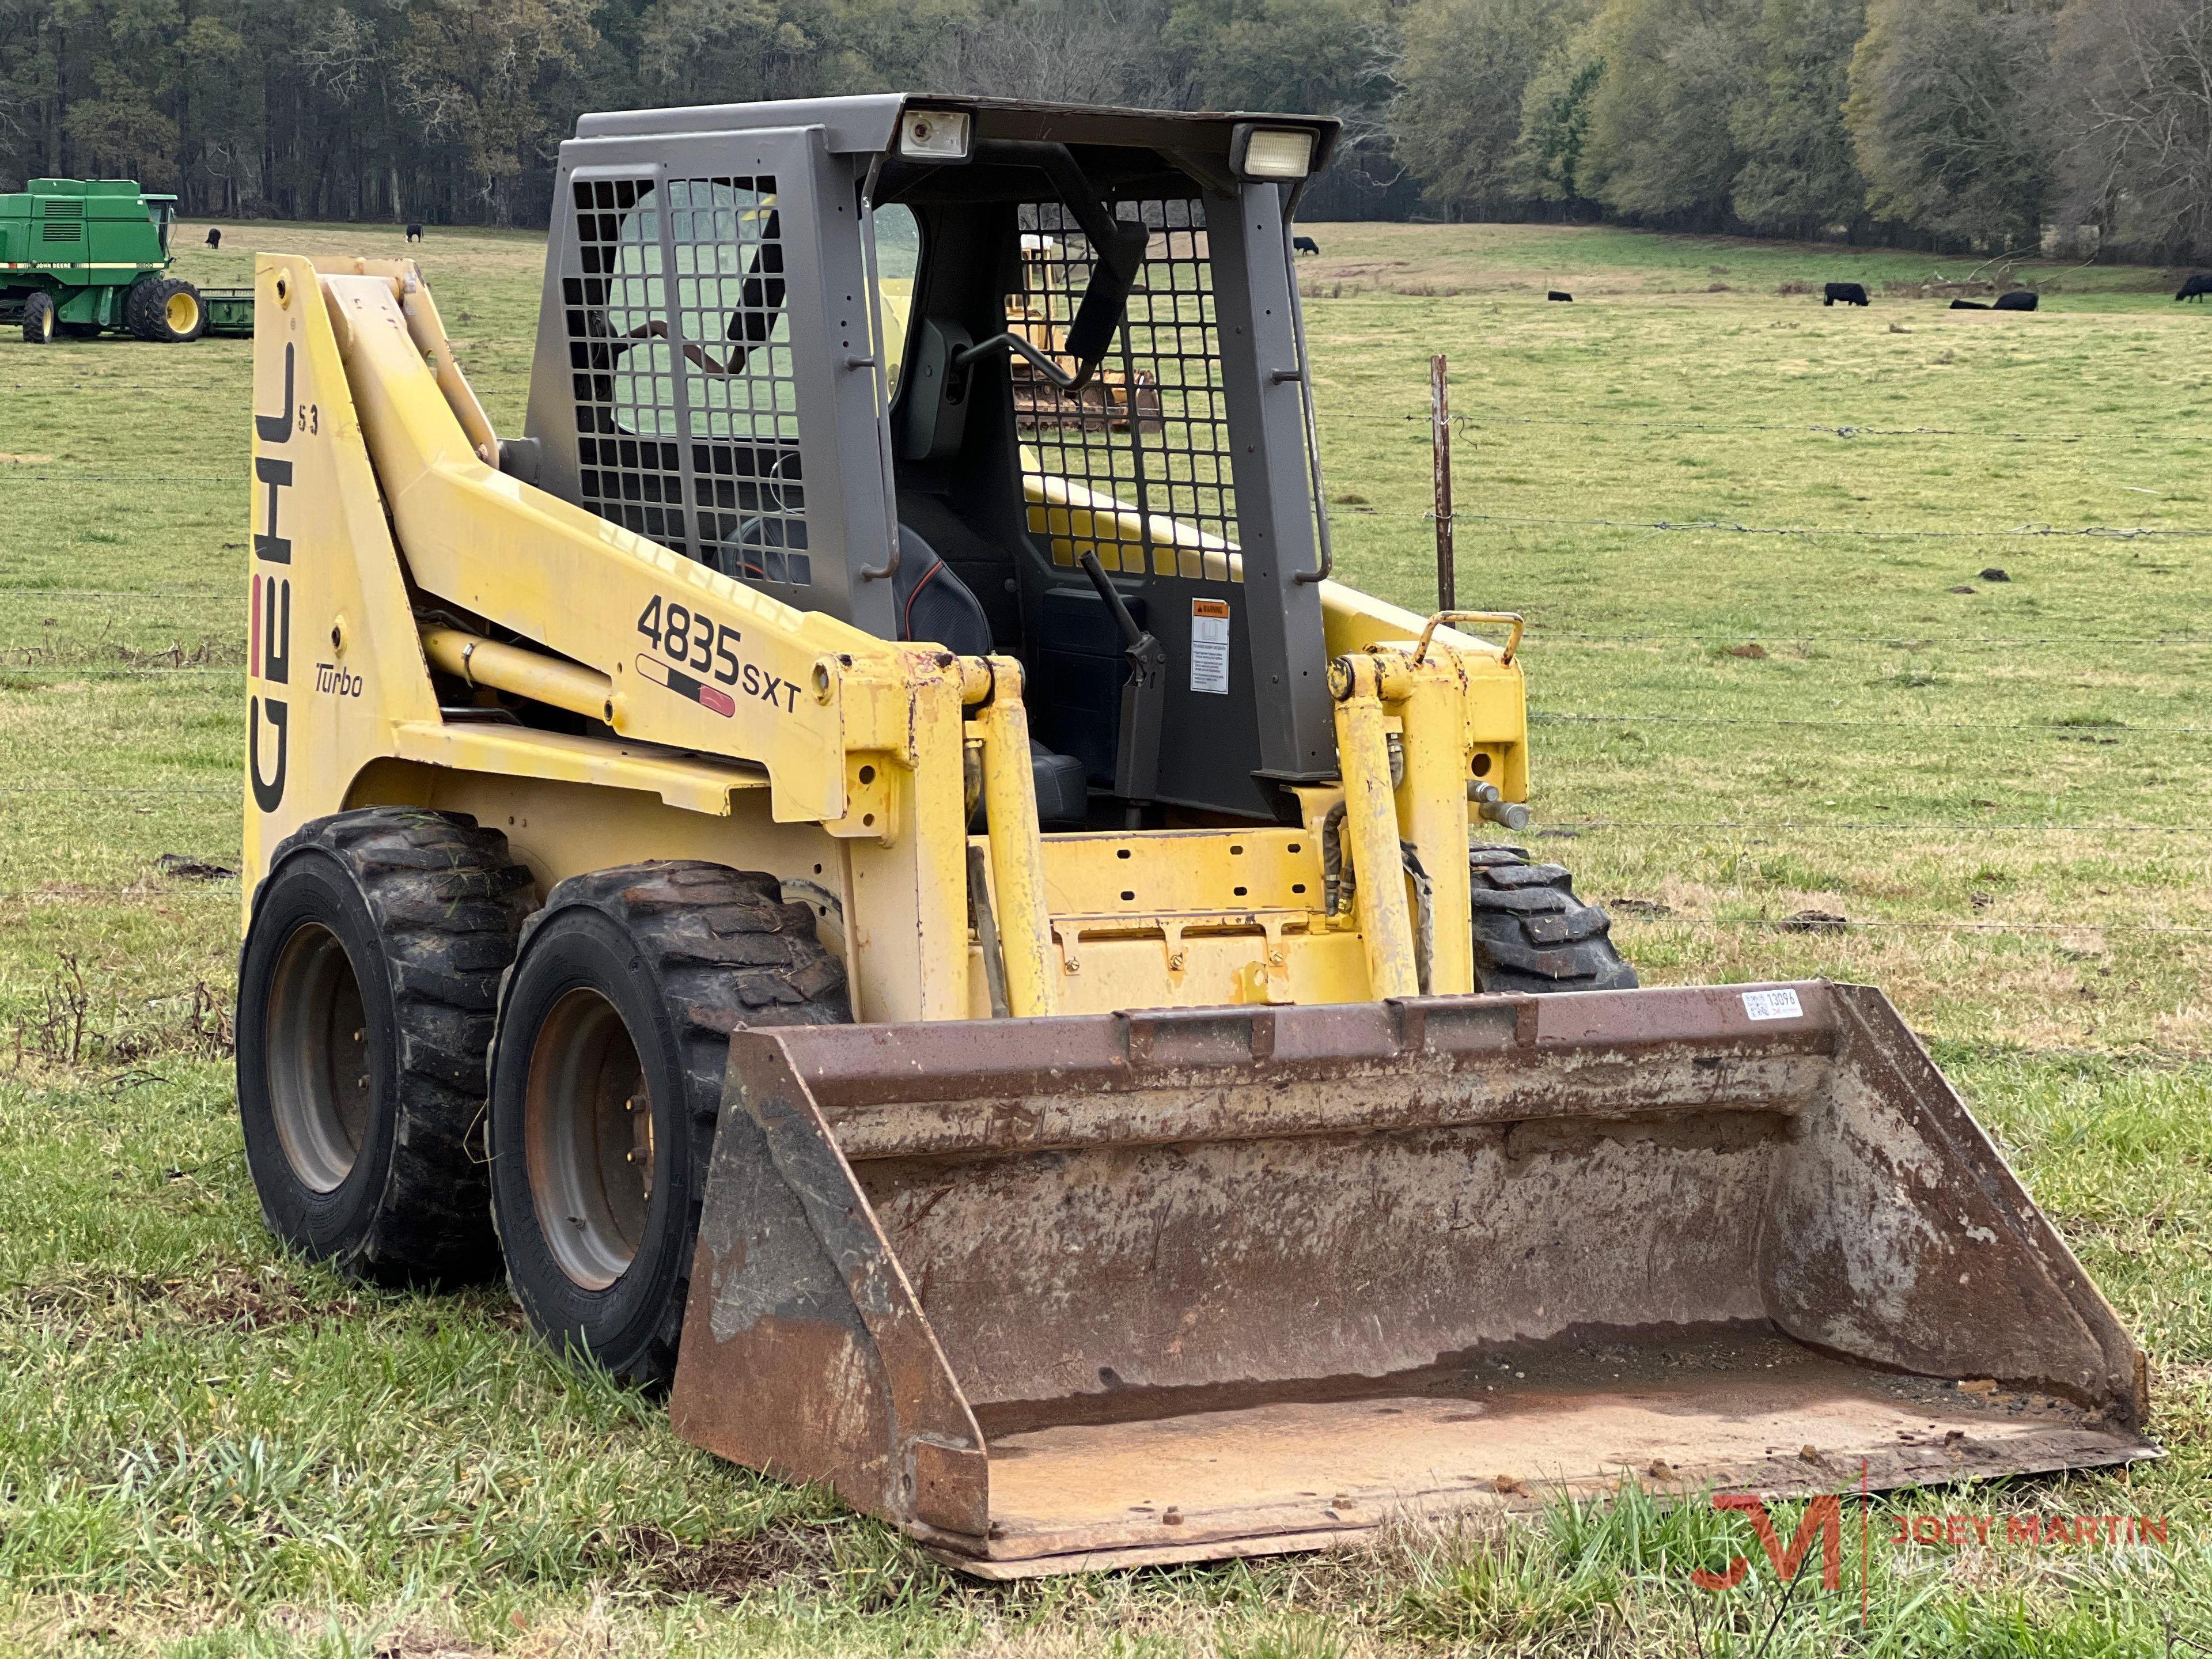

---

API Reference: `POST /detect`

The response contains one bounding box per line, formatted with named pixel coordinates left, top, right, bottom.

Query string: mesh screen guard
left=1013, top=197, right=1243, bottom=585
left=561, top=175, right=812, bottom=586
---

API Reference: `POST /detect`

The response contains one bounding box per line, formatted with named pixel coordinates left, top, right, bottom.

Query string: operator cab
left=523, top=97, right=1340, bottom=828
left=145, top=195, right=177, bottom=256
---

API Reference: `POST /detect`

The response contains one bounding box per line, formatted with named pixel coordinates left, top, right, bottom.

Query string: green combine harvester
left=0, top=179, right=251, bottom=344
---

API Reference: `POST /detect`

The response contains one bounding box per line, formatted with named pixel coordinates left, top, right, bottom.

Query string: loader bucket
left=670, top=981, right=2153, bottom=1576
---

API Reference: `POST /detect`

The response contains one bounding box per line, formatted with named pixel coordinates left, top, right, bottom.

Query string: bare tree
left=930, top=0, right=1195, bottom=109
left=2049, top=0, right=2212, bottom=259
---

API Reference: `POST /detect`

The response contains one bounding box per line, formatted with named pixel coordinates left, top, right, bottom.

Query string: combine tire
left=487, top=862, right=849, bottom=1390
left=124, top=275, right=206, bottom=343
left=20, top=291, right=55, bottom=344
left=1468, top=845, right=1638, bottom=995
left=237, top=809, right=535, bottom=1284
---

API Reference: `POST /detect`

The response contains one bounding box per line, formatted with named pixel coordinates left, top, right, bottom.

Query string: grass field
left=2, top=217, right=2209, bottom=1655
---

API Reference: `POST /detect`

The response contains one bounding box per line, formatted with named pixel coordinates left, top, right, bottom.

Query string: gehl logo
left=249, top=342, right=294, bottom=811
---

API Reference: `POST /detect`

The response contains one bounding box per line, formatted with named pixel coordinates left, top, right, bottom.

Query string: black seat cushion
left=1031, top=741, right=1089, bottom=831
left=893, top=525, right=993, bottom=658
left=897, top=525, right=1088, bottom=830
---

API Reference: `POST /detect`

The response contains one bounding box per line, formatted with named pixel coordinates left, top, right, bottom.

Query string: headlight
left=1232, top=126, right=1315, bottom=181
left=899, top=108, right=972, bottom=163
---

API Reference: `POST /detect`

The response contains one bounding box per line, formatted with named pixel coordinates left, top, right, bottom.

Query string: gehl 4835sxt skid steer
left=236, top=96, right=2153, bottom=1576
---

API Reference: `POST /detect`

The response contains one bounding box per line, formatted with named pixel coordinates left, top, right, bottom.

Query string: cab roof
left=573, top=94, right=1339, bottom=177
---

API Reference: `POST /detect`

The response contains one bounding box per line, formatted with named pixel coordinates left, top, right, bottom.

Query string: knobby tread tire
left=20, top=291, right=55, bottom=344
left=124, top=274, right=203, bottom=343
left=1468, top=844, right=1638, bottom=994
left=492, top=861, right=849, bottom=1390
left=244, top=807, right=535, bottom=1282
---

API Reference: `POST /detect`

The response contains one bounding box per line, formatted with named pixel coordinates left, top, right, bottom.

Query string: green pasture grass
left=2, top=218, right=2210, bottom=1653
left=1291, top=219, right=2195, bottom=304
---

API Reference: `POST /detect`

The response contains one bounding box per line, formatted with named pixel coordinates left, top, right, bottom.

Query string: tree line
left=1392, top=0, right=2212, bottom=260
left=0, top=0, right=2206, bottom=259
left=0, top=0, right=1391, bottom=226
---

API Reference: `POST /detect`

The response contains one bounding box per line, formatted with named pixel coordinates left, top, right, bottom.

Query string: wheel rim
left=166, top=291, right=200, bottom=334
left=265, top=922, right=373, bottom=1192
left=525, top=987, right=655, bottom=1290
left=35, top=306, right=51, bottom=342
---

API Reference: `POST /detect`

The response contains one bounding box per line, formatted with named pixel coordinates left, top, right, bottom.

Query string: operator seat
left=891, top=526, right=1089, bottom=831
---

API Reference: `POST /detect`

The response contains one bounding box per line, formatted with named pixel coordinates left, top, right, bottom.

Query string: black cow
left=204, top=227, right=222, bottom=250
left=1547, top=289, right=1573, bottom=302
left=1949, top=299, right=1988, bottom=310
left=406, top=221, right=425, bottom=243
left=1994, top=290, right=2039, bottom=311
left=1292, top=234, right=1320, bottom=256
left=2176, top=274, right=2212, bottom=301
left=1823, top=282, right=1869, bottom=306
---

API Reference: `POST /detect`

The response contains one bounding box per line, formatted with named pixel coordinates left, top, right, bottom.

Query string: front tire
left=487, top=863, right=848, bottom=1389
left=1468, top=846, right=1638, bottom=994
left=125, top=275, right=205, bottom=343
left=237, top=809, right=535, bottom=1283
left=20, top=291, right=55, bottom=344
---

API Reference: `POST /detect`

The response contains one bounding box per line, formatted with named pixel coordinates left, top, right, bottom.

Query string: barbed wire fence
left=7, top=392, right=2212, bottom=953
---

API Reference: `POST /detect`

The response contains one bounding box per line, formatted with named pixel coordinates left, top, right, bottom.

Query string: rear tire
left=237, top=809, right=535, bottom=1283
left=20, top=291, right=54, bottom=344
left=125, top=275, right=205, bottom=343
left=1468, top=846, right=1638, bottom=994
left=488, top=862, right=849, bottom=1389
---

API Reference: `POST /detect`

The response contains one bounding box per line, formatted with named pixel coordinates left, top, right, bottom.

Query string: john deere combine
left=235, top=95, right=2152, bottom=1576
left=1, top=179, right=249, bottom=343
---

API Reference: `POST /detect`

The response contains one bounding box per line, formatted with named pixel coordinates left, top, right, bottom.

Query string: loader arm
left=316, top=266, right=911, bottom=827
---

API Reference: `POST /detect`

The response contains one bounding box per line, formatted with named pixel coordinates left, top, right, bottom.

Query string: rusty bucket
left=668, top=980, right=2153, bottom=1576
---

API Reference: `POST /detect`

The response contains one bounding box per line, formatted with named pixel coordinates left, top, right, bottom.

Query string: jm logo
left=1692, top=1493, right=1845, bottom=1593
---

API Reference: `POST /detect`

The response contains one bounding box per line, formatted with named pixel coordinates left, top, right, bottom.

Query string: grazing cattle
left=1993, top=290, right=2039, bottom=311
left=2176, top=274, right=2212, bottom=301
left=1823, top=282, right=1869, bottom=306
left=1547, top=290, right=1573, bottom=302
left=1292, top=234, right=1320, bottom=256
left=1949, top=299, right=1988, bottom=310
left=204, top=227, right=222, bottom=250
left=406, top=221, right=424, bottom=243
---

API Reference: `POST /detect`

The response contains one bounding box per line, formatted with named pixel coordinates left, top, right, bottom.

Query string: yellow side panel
left=243, top=257, right=444, bottom=923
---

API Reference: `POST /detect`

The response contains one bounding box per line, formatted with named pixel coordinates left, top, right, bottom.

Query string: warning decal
left=1190, top=599, right=1231, bottom=695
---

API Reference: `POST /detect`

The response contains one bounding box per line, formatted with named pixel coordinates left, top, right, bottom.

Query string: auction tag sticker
left=1190, top=599, right=1231, bottom=695
left=1741, top=987, right=1804, bottom=1022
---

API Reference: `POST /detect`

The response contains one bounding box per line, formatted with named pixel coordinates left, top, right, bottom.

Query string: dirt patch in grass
left=615, top=1523, right=839, bottom=1600
left=11, top=1264, right=366, bottom=1339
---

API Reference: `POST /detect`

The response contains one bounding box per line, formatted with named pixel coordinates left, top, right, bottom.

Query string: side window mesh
left=560, top=175, right=809, bottom=587
left=1015, top=197, right=1240, bottom=584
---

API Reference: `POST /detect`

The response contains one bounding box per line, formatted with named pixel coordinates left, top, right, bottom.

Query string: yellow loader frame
left=243, top=253, right=1528, bottom=1022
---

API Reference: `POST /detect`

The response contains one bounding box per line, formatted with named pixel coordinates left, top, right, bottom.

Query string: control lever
left=954, top=331, right=1086, bottom=393
left=1078, top=551, right=1165, bottom=819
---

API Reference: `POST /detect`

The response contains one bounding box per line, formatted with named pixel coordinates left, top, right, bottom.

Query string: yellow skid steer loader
left=236, top=95, right=2152, bottom=1577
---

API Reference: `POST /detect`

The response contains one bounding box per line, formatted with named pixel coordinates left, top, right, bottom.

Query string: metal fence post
left=1431, top=353, right=1455, bottom=611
